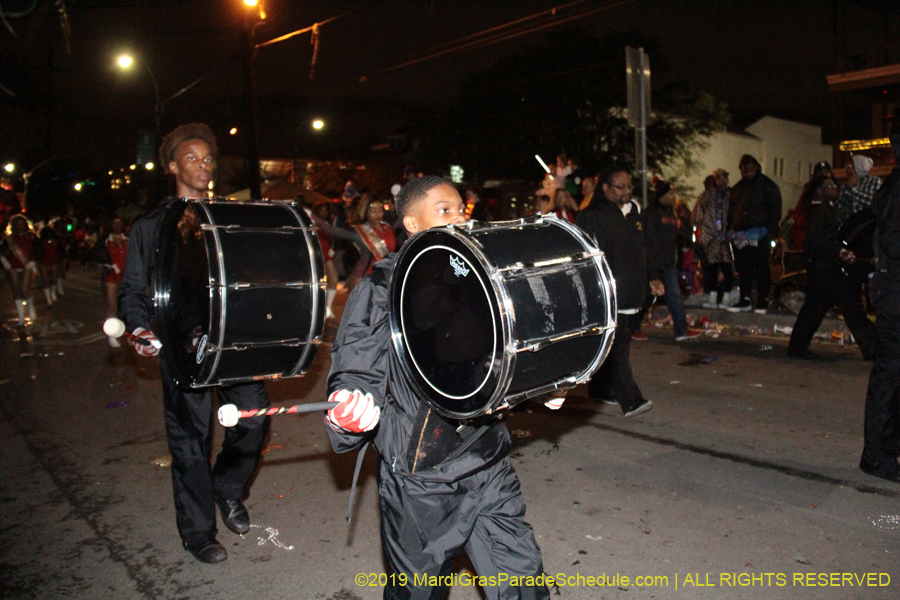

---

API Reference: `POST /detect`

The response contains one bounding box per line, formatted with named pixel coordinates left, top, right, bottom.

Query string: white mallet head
left=218, top=404, right=240, bottom=428
left=103, top=318, right=126, bottom=338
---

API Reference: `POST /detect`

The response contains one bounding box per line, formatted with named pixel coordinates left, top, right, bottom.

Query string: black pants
left=379, top=458, right=549, bottom=600
left=704, top=262, right=734, bottom=296
left=161, top=362, right=270, bottom=547
left=733, top=242, right=771, bottom=307
left=862, top=295, right=900, bottom=470
left=788, top=264, right=875, bottom=359
left=588, top=312, right=644, bottom=411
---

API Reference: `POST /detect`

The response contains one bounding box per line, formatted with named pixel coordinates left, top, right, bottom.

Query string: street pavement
left=1, top=265, right=898, bottom=600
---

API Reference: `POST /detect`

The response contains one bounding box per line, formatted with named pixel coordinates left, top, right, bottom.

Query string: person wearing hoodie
left=644, top=178, right=701, bottom=341
left=837, top=154, right=882, bottom=220
left=726, top=154, right=782, bottom=314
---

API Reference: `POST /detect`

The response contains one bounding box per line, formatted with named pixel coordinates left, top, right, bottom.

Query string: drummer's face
left=403, top=184, right=467, bottom=234
left=169, top=139, right=214, bottom=198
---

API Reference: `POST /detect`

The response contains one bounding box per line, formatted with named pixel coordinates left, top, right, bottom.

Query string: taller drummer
left=325, top=176, right=557, bottom=600
left=118, top=123, right=271, bottom=564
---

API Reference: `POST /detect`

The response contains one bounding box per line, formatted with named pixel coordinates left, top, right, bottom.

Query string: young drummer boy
left=324, top=176, right=559, bottom=600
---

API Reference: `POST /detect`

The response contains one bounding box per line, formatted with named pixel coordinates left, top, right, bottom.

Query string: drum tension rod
left=516, top=325, right=614, bottom=353
left=498, top=251, right=602, bottom=273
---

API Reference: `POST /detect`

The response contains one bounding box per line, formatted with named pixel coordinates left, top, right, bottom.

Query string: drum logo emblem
left=196, top=334, right=208, bottom=364
left=450, top=254, right=470, bottom=278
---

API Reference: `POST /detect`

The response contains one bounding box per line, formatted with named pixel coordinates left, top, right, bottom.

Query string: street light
left=312, top=119, right=324, bottom=130
left=4, top=163, right=14, bottom=173
left=116, top=53, right=161, bottom=134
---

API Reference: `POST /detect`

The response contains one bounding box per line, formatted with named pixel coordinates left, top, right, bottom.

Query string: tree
left=431, top=29, right=730, bottom=188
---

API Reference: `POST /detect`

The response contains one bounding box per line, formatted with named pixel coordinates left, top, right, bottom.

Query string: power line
left=361, top=0, right=639, bottom=81
left=255, top=1, right=385, bottom=49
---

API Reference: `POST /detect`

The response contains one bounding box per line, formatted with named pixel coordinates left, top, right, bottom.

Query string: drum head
left=154, top=200, right=214, bottom=388
left=390, top=229, right=508, bottom=420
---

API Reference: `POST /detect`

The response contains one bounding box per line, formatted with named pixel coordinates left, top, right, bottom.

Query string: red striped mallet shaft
left=103, top=318, right=162, bottom=349
left=218, top=402, right=335, bottom=427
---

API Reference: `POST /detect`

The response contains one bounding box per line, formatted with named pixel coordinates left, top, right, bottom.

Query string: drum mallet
left=103, top=318, right=163, bottom=349
left=218, top=402, right=336, bottom=427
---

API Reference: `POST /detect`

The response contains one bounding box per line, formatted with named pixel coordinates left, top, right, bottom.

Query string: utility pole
left=626, top=46, right=651, bottom=208
left=242, top=13, right=262, bottom=199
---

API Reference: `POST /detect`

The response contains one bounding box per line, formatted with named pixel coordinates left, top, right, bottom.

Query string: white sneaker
left=724, top=290, right=740, bottom=307
left=684, top=293, right=709, bottom=307
left=702, top=293, right=720, bottom=309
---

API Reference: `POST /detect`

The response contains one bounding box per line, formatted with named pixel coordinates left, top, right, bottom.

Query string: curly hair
left=158, top=123, right=217, bottom=173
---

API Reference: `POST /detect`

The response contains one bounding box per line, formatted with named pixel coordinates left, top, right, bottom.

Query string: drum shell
left=154, top=199, right=325, bottom=389
left=390, top=215, right=615, bottom=420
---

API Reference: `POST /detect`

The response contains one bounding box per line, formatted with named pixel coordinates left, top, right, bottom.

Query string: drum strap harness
left=344, top=409, right=497, bottom=523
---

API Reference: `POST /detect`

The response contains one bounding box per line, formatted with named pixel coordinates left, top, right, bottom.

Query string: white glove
left=326, top=389, right=380, bottom=433
left=543, top=390, right=566, bottom=410
left=132, top=327, right=161, bottom=357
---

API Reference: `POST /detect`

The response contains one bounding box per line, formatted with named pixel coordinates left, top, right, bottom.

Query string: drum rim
left=389, top=224, right=515, bottom=419
left=195, top=200, right=225, bottom=385
left=283, top=202, right=326, bottom=377
left=153, top=198, right=219, bottom=388
left=399, top=243, right=500, bottom=400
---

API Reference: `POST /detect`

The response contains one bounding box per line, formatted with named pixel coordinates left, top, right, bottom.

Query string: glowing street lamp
left=312, top=119, right=324, bottom=130
left=4, top=163, right=14, bottom=173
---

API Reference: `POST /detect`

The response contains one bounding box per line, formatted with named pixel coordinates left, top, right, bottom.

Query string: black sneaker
left=787, top=347, right=820, bottom=360
left=754, top=299, right=769, bottom=315
left=623, top=398, right=653, bottom=417
left=726, top=299, right=753, bottom=313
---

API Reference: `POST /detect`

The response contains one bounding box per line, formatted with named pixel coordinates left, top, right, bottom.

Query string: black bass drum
left=154, top=198, right=325, bottom=389
left=389, top=214, right=616, bottom=420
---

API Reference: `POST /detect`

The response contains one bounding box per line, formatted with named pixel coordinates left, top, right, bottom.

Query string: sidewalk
left=645, top=297, right=861, bottom=349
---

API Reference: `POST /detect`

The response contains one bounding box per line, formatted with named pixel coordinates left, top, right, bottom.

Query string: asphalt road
left=1, top=266, right=898, bottom=600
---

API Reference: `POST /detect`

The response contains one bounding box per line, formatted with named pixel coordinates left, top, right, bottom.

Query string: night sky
left=0, top=0, right=896, bottom=171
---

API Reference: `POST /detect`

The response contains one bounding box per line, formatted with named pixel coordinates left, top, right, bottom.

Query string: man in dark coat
left=325, top=176, right=555, bottom=600
left=576, top=165, right=653, bottom=417
left=118, top=123, right=270, bottom=564
left=786, top=176, right=875, bottom=360
left=860, top=135, right=900, bottom=483
left=644, top=178, right=700, bottom=341
left=726, top=154, right=782, bottom=314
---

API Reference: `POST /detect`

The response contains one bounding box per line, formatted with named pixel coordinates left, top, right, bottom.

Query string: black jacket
left=644, top=201, right=683, bottom=278
left=729, top=173, right=782, bottom=238
left=325, top=255, right=512, bottom=483
left=871, top=166, right=900, bottom=300
left=804, top=200, right=843, bottom=269
left=117, top=197, right=174, bottom=332
left=576, top=198, right=648, bottom=310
